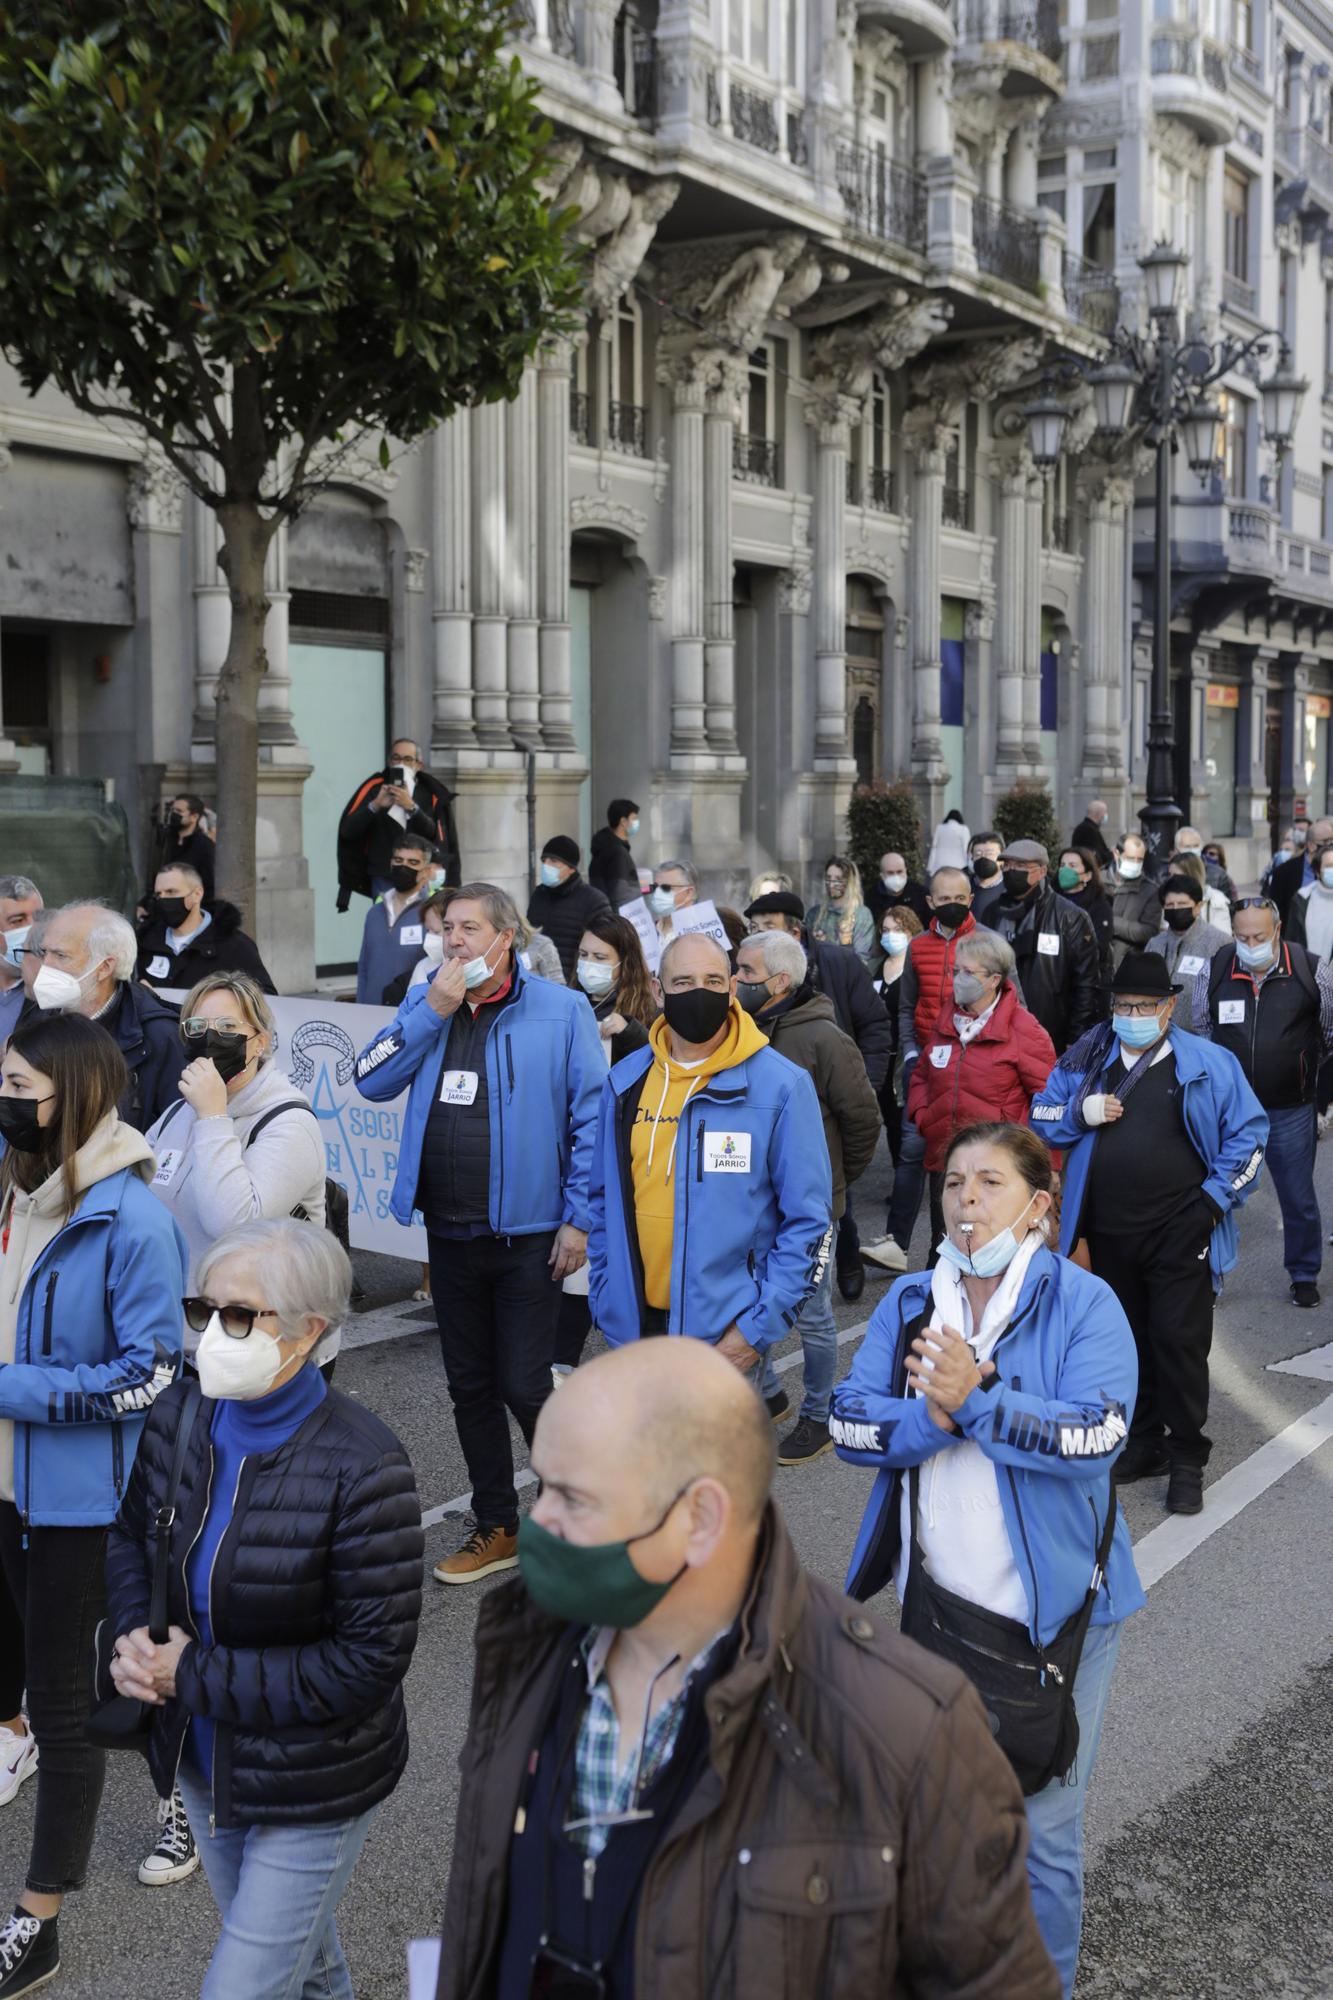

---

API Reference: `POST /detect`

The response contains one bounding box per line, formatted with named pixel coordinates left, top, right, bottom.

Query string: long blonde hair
left=818, top=855, right=865, bottom=948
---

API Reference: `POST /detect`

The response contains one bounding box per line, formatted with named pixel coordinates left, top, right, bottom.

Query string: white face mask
left=648, top=887, right=676, bottom=917
left=422, top=931, right=446, bottom=965
left=1118, top=858, right=1143, bottom=881
left=195, top=1313, right=283, bottom=1401
left=577, top=957, right=617, bottom=998
left=462, top=935, right=504, bottom=990
left=882, top=873, right=907, bottom=893
left=33, top=961, right=95, bottom=1013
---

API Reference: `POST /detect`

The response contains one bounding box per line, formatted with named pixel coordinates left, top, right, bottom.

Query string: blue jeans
left=1263, top=1103, right=1322, bottom=1284
left=1024, top=1620, right=1122, bottom=1999
left=176, top=1762, right=377, bottom=2000
left=885, top=1115, right=927, bottom=1253
left=758, top=1251, right=837, bottom=1422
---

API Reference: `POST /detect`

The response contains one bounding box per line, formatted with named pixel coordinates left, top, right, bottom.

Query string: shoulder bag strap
left=243, top=1101, right=317, bottom=1149
left=148, top=1382, right=201, bottom=1646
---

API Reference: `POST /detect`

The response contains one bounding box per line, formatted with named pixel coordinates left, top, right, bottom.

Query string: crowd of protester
left=0, top=767, right=1323, bottom=2000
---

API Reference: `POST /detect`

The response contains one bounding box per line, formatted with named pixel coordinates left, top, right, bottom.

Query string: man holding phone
left=337, top=736, right=461, bottom=910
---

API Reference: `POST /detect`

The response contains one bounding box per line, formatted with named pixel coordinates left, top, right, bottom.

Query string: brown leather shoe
left=433, top=1524, right=519, bottom=1585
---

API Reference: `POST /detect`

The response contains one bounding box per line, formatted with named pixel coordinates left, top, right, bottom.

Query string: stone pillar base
left=430, top=749, right=593, bottom=908
left=801, top=768, right=858, bottom=866
left=650, top=769, right=749, bottom=907
left=256, top=746, right=315, bottom=994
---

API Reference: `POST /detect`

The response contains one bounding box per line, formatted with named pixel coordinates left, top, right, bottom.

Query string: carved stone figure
left=585, top=177, right=681, bottom=314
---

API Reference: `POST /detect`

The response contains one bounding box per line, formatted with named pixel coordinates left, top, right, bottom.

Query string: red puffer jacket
left=904, top=914, right=978, bottom=1048
left=907, top=981, right=1057, bottom=1170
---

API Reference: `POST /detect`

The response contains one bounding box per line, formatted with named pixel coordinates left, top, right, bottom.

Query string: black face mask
left=735, top=979, right=773, bottom=1015
left=1002, top=868, right=1036, bottom=901
left=931, top=901, right=970, bottom=932
left=192, top=1029, right=251, bottom=1083
left=154, top=895, right=190, bottom=929
left=973, top=858, right=1000, bottom=883
left=661, top=987, right=731, bottom=1046
left=1164, top=906, right=1196, bottom=933
left=0, top=1097, right=49, bottom=1152
left=389, top=865, right=420, bottom=895
left=167, top=812, right=185, bottom=833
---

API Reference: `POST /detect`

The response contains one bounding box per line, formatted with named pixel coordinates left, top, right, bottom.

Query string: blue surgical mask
left=1, top=925, right=29, bottom=970
left=648, top=887, right=676, bottom=917
left=1112, top=1011, right=1166, bottom=1048
left=576, top=958, right=617, bottom=998
left=1321, top=868, right=1333, bottom=890
left=881, top=930, right=909, bottom=958
left=628, top=817, right=640, bottom=836
left=1235, top=938, right=1274, bottom=971
left=539, top=861, right=563, bottom=889
left=936, top=1193, right=1038, bottom=1279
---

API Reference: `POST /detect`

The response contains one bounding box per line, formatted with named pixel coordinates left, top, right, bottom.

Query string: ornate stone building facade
left=0, top=0, right=1330, bottom=981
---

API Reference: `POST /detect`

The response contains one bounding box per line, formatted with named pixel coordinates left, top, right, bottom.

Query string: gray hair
left=749, top=869, right=793, bottom=899
left=658, top=931, right=730, bottom=983
left=197, top=1219, right=351, bottom=1364
left=657, top=857, right=699, bottom=891
left=156, top=863, right=204, bottom=892
left=449, top=881, right=521, bottom=935
left=0, top=876, right=40, bottom=903
left=955, top=927, right=1015, bottom=981
left=744, top=928, right=807, bottom=988
left=61, top=902, right=137, bottom=982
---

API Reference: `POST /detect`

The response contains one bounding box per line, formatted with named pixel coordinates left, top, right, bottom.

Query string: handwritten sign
left=620, top=895, right=663, bottom=974
left=672, top=899, right=730, bottom=951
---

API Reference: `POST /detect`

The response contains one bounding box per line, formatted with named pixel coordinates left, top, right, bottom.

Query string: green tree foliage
left=0, top=0, right=581, bottom=916
left=993, top=783, right=1062, bottom=856
left=847, top=780, right=923, bottom=885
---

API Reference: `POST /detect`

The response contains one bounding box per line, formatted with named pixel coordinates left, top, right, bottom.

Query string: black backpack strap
left=1206, top=947, right=1236, bottom=1006
left=1284, top=941, right=1320, bottom=1009
left=243, top=1100, right=318, bottom=1149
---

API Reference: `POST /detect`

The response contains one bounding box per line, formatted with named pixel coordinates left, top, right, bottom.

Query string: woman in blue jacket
left=0, top=1012, right=186, bottom=1996
left=830, top=1120, right=1144, bottom=1999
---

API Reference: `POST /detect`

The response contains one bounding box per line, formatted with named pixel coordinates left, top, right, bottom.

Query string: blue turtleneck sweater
left=183, top=1363, right=328, bottom=1789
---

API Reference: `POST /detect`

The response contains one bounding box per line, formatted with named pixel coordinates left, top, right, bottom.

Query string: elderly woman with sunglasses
left=138, top=970, right=327, bottom=1893
left=103, top=1219, right=423, bottom=2000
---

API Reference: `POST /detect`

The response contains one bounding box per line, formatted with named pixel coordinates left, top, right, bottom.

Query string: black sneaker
left=777, top=1418, right=833, bottom=1466
left=1166, top=1462, right=1204, bottom=1515
left=0, top=1907, right=59, bottom=1997
left=764, top=1389, right=790, bottom=1426
left=1291, top=1281, right=1320, bottom=1309
left=138, top=1784, right=200, bottom=1885
left=1113, top=1442, right=1170, bottom=1484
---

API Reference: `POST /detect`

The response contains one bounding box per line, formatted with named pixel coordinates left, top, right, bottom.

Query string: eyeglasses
left=1114, top=1001, right=1166, bottom=1018
left=180, top=1018, right=248, bottom=1041
left=11, top=945, right=43, bottom=962
left=182, top=1297, right=280, bottom=1339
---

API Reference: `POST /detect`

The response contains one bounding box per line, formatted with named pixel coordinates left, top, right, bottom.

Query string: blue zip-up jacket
left=832, top=1248, right=1145, bottom=1648
left=1029, top=1026, right=1268, bottom=1281
left=353, top=964, right=605, bottom=1233
left=2, top=1169, right=187, bottom=1527
left=587, top=1035, right=832, bottom=1352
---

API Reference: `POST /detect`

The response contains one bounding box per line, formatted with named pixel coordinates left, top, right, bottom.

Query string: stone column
left=1005, top=117, right=1039, bottom=209
left=1235, top=644, right=1278, bottom=842
left=1077, top=468, right=1133, bottom=788
left=992, top=445, right=1030, bottom=777
left=1196, top=147, right=1223, bottom=328
left=192, top=491, right=228, bottom=747
left=703, top=359, right=745, bottom=757
left=537, top=337, right=577, bottom=749
left=582, top=0, right=623, bottom=111
left=470, top=400, right=510, bottom=747
left=660, top=360, right=709, bottom=757
left=916, top=52, right=951, bottom=160
left=1022, top=469, right=1045, bottom=762
left=1183, top=640, right=1221, bottom=826
left=654, top=0, right=714, bottom=147
left=431, top=410, right=476, bottom=750
left=505, top=360, right=541, bottom=745
left=807, top=390, right=860, bottom=768
left=257, top=520, right=296, bottom=746
left=905, top=418, right=950, bottom=817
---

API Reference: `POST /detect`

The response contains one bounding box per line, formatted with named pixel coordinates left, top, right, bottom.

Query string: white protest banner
left=159, top=988, right=427, bottom=1259
left=621, top=895, right=663, bottom=973
left=264, top=996, right=428, bottom=1259
left=671, top=898, right=730, bottom=951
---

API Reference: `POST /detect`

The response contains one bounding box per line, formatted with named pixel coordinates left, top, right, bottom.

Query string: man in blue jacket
left=1030, top=951, right=1267, bottom=1515
left=587, top=931, right=832, bottom=1365
left=354, top=882, right=604, bottom=1585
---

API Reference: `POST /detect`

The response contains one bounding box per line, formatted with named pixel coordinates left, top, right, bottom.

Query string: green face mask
left=1057, top=865, right=1082, bottom=891
left=517, top=1487, right=690, bottom=1628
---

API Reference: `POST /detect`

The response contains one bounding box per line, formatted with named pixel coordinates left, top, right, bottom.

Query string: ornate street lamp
left=1022, top=243, right=1308, bottom=875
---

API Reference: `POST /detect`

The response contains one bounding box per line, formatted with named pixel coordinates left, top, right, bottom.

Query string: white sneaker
left=0, top=1724, right=36, bottom=1807
left=138, top=1787, right=200, bottom=1886
left=861, top=1235, right=908, bottom=1273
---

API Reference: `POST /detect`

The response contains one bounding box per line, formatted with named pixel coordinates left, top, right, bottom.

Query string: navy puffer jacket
left=103, top=1379, right=423, bottom=1827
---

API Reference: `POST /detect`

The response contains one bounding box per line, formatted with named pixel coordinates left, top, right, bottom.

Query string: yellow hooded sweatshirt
left=630, top=1002, right=769, bottom=1310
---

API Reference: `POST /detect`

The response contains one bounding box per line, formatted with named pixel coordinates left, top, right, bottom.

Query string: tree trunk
left=211, top=364, right=277, bottom=928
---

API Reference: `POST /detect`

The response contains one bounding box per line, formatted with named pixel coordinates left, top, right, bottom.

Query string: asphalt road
left=6, top=1131, right=1333, bottom=2000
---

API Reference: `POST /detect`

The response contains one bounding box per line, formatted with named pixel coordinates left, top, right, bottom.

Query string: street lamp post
left=1025, top=243, right=1307, bottom=876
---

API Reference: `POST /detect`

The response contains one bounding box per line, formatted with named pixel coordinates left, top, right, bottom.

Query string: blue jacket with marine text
left=1028, top=1025, right=1268, bottom=1282
left=352, top=966, right=606, bottom=1234
left=832, top=1248, right=1145, bottom=1648
left=587, top=1027, right=832, bottom=1352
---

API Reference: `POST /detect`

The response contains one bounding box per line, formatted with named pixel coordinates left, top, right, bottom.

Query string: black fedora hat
left=1111, top=951, right=1181, bottom=999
